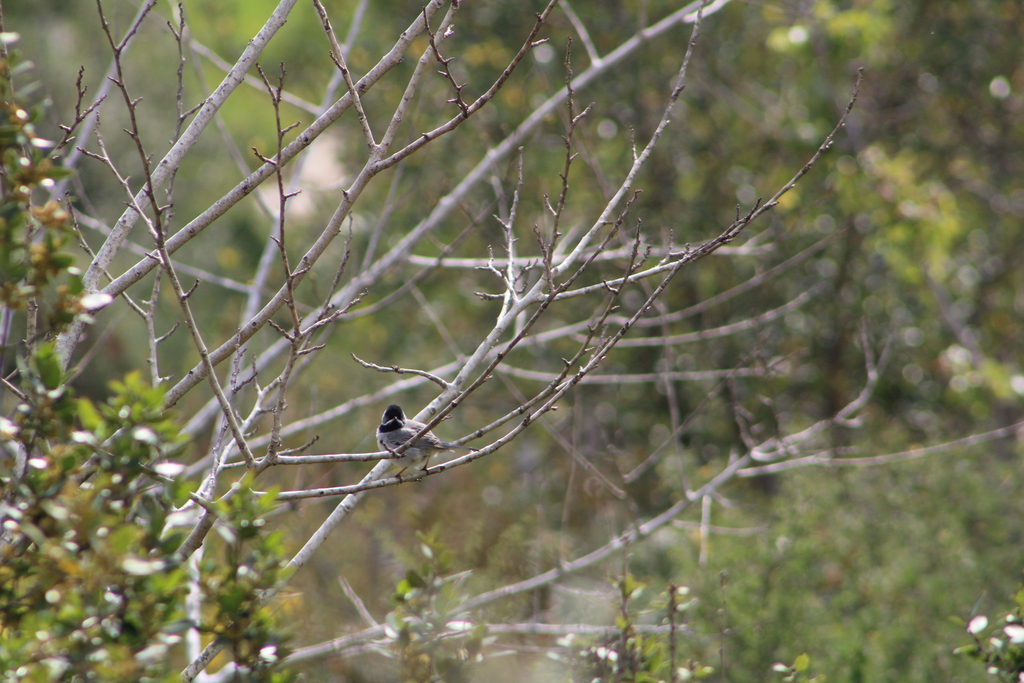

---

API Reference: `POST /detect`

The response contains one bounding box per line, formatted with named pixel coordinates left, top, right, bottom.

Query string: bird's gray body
left=376, top=404, right=471, bottom=469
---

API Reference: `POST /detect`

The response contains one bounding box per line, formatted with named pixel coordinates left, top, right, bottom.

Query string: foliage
left=384, top=547, right=718, bottom=683
left=955, top=591, right=1024, bottom=682
left=564, top=577, right=713, bottom=683
left=3, top=0, right=1024, bottom=681
left=0, top=43, right=291, bottom=680
left=0, top=369, right=189, bottom=682
left=385, top=535, right=489, bottom=682
left=200, top=473, right=293, bottom=675
left=0, top=46, right=77, bottom=343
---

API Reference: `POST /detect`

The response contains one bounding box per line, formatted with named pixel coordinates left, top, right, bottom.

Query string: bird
left=376, top=404, right=476, bottom=474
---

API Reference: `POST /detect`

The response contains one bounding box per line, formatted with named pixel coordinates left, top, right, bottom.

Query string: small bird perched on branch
left=376, top=404, right=476, bottom=474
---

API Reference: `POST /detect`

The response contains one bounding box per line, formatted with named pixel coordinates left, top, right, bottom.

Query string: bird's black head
left=381, top=404, right=405, bottom=426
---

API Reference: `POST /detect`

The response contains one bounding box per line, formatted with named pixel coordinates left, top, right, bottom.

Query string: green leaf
left=168, top=477, right=200, bottom=507
left=50, top=252, right=75, bottom=269
left=405, top=569, right=427, bottom=589
left=43, top=165, right=74, bottom=181
left=217, top=586, right=247, bottom=613
left=33, top=342, right=63, bottom=390
left=794, top=653, right=810, bottom=671
left=646, top=642, right=664, bottom=672
left=67, top=273, right=84, bottom=295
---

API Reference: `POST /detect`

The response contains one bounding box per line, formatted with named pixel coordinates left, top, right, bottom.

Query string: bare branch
left=313, top=0, right=376, bottom=151
left=740, top=421, right=1024, bottom=477
left=352, top=354, right=452, bottom=390
left=58, top=0, right=310, bottom=367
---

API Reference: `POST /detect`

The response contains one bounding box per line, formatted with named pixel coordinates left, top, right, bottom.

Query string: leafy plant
left=385, top=534, right=489, bottom=683
left=0, top=41, right=291, bottom=680
left=955, top=589, right=1024, bottom=682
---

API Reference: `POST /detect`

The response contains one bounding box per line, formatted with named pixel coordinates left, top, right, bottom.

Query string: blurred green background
left=9, top=0, right=1024, bottom=680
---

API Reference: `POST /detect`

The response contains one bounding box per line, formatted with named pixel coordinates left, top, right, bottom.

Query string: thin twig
left=313, top=0, right=376, bottom=150
left=352, top=354, right=452, bottom=390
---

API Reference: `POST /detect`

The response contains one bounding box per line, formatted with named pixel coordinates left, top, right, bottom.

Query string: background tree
left=3, top=0, right=1023, bottom=681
